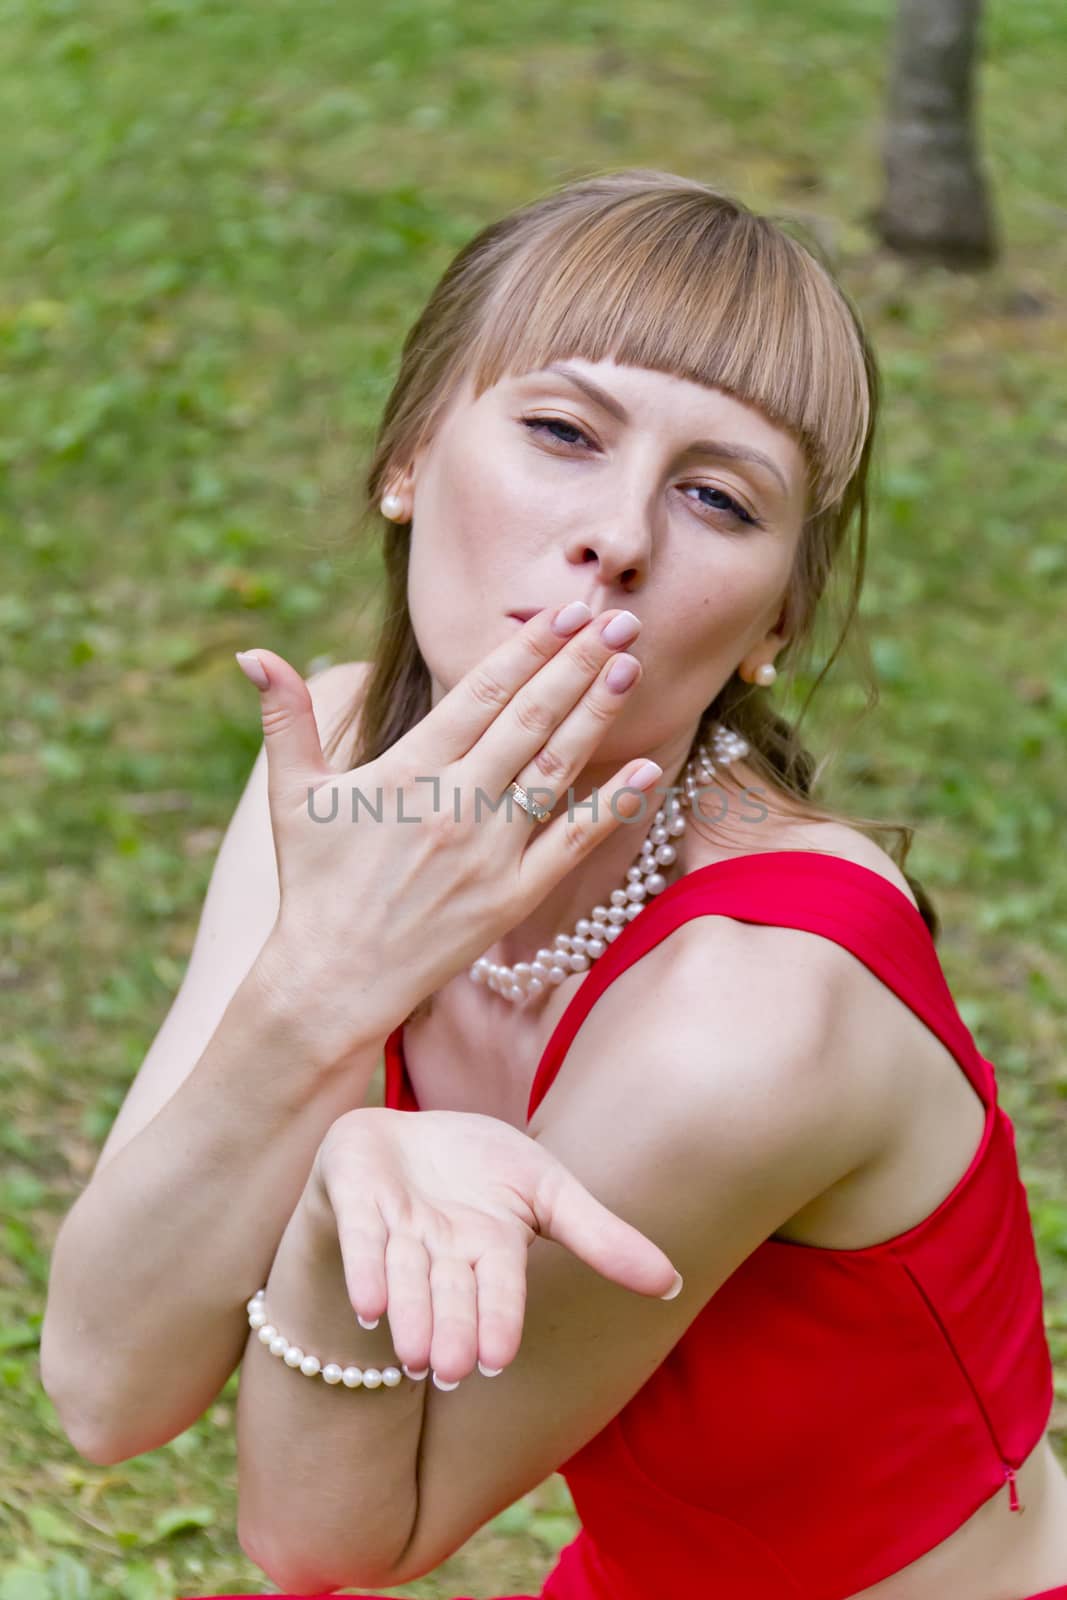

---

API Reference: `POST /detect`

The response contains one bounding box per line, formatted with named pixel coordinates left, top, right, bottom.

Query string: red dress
left=186, top=851, right=1064, bottom=1600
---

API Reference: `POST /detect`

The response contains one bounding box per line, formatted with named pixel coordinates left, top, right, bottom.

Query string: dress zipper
left=902, top=1264, right=1024, bottom=1514
left=1003, top=1463, right=1022, bottom=1513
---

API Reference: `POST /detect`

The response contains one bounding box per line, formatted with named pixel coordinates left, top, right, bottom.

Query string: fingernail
left=357, top=1314, right=379, bottom=1330
left=402, top=1364, right=430, bottom=1381
left=600, top=610, right=640, bottom=647
left=628, top=760, right=663, bottom=791
left=551, top=600, right=592, bottom=636
left=235, top=650, right=269, bottom=690
left=478, top=1361, right=504, bottom=1377
left=432, top=1371, right=461, bottom=1390
left=605, top=655, right=639, bottom=693
left=660, top=1270, right=684, bottom=1301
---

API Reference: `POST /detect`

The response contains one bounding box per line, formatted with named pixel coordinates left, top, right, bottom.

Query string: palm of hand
left=312, top=1107, right=680, bottom=1385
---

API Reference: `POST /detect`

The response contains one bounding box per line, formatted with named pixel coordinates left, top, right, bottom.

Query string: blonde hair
left=327, top=168, right=938, bottom=938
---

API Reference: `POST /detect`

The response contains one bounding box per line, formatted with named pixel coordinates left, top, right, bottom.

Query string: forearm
left=236, top=1175, right=425, bottom=1592
left=40, top=957, right=384, bottom=1463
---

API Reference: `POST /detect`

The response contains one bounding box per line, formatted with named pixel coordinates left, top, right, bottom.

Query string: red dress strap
left=385, top=850, right=994, bottom=1128
left=524, top=849, right=994, bottom=1122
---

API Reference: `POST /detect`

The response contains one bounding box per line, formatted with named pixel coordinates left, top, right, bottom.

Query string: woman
left=41, top=171, right=1067, bottom=1599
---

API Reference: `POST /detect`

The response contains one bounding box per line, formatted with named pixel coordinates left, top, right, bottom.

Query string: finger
left=330, top=1199, right=389, bottom=1327
left=473, top=1241, right=527, bottom=1375
left=464, top=609, right=644, bottom=810
left=233, top=647, right=333, bottom=812
left=534, top=1164, right=681, bottom=1301
left=428, top=1254, right=479, bottom=1386
left=508, top=646, right=643, bottom=815
left=399, top=601, right=630, bottom=773
left=518, top=757, right=664, bottom=927
left=384, top=1231, right=433, bottom=1374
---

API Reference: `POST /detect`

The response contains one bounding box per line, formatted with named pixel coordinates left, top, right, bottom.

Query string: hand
left=310, top=1107, right=683, bottom=1384
left=238, top=603, right=662, bottom=1048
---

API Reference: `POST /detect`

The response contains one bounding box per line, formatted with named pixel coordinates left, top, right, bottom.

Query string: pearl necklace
left=468, top=721, right=749, bottom=1006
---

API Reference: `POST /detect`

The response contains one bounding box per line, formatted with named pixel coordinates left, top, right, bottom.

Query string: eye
left=521, top=417, right=764, bottom=531
left=684, top=485, right=763, bottom=530
left=521, top=415, right=596, bottom=450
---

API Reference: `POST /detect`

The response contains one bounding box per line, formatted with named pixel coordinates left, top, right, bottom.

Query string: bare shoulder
left=564, top=828, right=910, bottom=1155
left=772, top=818, right=923, bottom=913
left=654, top=817, right=923, bottom=1000
left=535, top=902, right=889, bottom=1196
left=527, top=823, right=925, bottom=1219
left=639, top=891, right=863, bottom=1056
left=663, top=818, right=923, bottom=1065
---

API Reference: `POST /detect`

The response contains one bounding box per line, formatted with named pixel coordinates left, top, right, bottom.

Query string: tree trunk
left=878, top=0, right=997, bottom=266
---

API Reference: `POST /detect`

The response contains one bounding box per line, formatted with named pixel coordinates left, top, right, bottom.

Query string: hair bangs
left=464, top=191, right=870, bottom=514
left=354, top=170, right=938, bottom=939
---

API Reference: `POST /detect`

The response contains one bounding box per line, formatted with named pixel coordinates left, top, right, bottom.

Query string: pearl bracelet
left=246, top=1288, right=413, bottom=1389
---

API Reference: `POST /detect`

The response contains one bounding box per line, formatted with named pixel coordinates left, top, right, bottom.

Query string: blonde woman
left=42, top=171, right=1067, bottom=1600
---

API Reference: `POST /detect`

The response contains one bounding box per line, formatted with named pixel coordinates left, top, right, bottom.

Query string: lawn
left=1, top=0, right=1065, bottom=1595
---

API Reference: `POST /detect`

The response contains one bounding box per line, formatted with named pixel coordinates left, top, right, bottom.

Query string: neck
left=486, top=729, right=776, bottom=972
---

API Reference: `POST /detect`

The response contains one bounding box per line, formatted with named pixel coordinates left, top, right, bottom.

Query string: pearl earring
left=381, top=493, right=405, bottom=520
left=754, top=662, right=777, bottom=687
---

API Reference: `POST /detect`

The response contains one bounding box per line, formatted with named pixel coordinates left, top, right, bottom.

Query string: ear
left=383, top=463, right=415, bottom=493
left=754, top=608, right=790, bottom=658
left=738, top=611, right=789, bottom=687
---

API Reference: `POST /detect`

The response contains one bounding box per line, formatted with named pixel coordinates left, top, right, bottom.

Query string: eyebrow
left=533, top=363, right=790, bottom=496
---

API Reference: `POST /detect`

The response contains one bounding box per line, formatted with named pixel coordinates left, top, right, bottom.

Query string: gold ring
left=507, top=782, right=552, bottom=824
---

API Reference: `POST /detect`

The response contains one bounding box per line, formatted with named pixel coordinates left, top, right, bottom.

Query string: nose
left=565, top=512, right=652, bottom=593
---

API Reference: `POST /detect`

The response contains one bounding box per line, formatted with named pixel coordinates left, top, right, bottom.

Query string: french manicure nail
left=478, top=1360, right=504, bottom=1377
left=600, top=611, right=640, bottom=647
left=402, top=1364, right=430, bottom=1381
left=660, top=1271, right=684, bottom=1301
left=432, top=1371, right=461, bottom=1390
left=552, top=600, right=592, bottom=636
left=628, top=759, right=663, bottom=791
left=357, top=1313, right=380, bottom=1330
left=605, top=654, right=639, bottom=693
left=234, top=650, right=269, bottom=690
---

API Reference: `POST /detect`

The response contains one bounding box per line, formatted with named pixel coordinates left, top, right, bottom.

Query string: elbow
left=39, top=1371, right=111, bottom=1466
left=41, top=1348, right=233, bottom=1466
left=51, top=1417, right=176, bottom=1466
left=41, top=1375, right=179, bottom=1467
left=47, top=1406, right=140, bottom=1467
left=39, top=1337, right=130, bottom=1466
left=70, top=1433, right=136, bottom=1468
left=235, top=1434, right=418, bottom=1590
left=238, top=1521, right=404, bottom=1593
left=46, top=1400, right=128, bottom=1467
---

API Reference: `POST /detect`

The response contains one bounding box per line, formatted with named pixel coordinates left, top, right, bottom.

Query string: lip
left=507, top=607, right=548, bottom=622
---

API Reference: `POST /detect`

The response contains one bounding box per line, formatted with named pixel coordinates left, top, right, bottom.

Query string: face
left=397, top=357, right=809, bottom=793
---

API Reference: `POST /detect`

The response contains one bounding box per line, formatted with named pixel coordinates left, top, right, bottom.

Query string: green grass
left=2, top=0, right=1065, bottom=1593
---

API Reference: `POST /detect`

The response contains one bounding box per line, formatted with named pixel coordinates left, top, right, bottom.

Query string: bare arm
left=39, top=664, right=377, bottom=1463
left=235, top=1161, right=427, bottom=1589
left=235, top=922, right=887, bottom=1594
